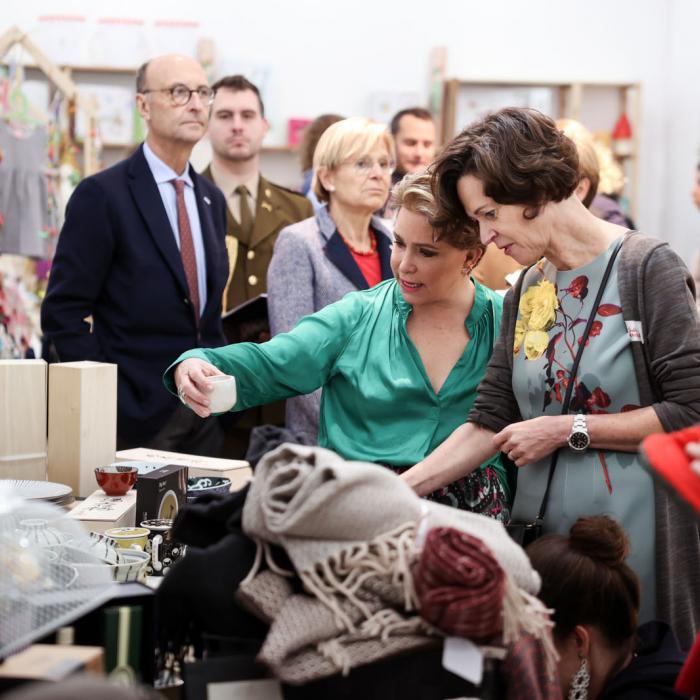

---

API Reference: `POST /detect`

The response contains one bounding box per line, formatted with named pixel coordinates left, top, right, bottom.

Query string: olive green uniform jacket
left=201, top=166, right=313, bottom=313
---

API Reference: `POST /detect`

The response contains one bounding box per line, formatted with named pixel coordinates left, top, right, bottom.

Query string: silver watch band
left=572, top=414, right=587, bottom=432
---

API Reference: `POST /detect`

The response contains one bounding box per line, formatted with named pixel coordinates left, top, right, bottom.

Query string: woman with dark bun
left=400, top=107, right=700, bottom=647
left=527, top=515, right=687, bottom=700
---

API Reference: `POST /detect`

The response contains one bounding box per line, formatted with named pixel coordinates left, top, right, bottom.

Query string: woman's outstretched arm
left=401, top=422, right=497, bottom=496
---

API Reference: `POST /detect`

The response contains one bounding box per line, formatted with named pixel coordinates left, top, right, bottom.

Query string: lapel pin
left=262, top=202, right=272, bottom=212
left=265, top=188, right=272, bottom=198
left=203, top=196, right=211, bottom=205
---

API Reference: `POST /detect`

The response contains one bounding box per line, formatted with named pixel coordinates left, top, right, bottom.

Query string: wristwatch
left=567, top=413, right=590, bottom=452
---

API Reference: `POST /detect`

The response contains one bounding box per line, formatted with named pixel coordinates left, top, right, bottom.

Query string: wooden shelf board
left=3, top=61, right=138, bottom=75
left=449, top=78, right=639, bottom=89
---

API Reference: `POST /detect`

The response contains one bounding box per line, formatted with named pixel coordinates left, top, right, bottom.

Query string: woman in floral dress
left=400, top=107, right=700, bottom=648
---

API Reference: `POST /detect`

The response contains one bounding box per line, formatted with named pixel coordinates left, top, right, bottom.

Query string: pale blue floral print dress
left=511, top=239, right=656, bottom=622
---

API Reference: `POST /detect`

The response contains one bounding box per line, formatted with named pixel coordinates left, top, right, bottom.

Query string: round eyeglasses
left=141, top=84, right=215, bottom=106
left=346, top=157, right=396, bottom=176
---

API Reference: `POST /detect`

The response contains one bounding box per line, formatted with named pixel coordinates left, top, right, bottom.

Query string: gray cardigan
left=267, top=205, right=393, bottom=438
left=469, top=232, right=700, bottom=648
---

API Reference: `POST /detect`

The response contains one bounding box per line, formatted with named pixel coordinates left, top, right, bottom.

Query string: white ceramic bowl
left=112, top=549, right=150, bottom=583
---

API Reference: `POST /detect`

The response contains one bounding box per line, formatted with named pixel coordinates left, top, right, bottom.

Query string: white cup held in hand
left=206, top=375, right=237, bottom=413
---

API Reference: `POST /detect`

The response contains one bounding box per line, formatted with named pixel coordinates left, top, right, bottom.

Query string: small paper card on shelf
left=68, top=490, right=137, bottom=533
left=287, top=118, right=311, bottom=146
left=115, top=447, right=251, bottom=490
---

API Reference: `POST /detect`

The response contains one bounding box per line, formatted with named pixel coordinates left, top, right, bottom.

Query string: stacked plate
left=1, top=480, right=74, bottom=508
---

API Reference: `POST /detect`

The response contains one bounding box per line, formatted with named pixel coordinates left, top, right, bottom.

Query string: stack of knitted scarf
left=238, top=443, right=554, bottom=685
left=414, top=526, right=505, bottom=642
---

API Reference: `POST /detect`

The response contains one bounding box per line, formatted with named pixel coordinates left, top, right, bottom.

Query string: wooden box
left=0, top=644, right=104, bottom=684
left=67, top=489, right=137, bottom=533
left=48, top=361, right=117, bottom=497
left=0, top=359, right=47, bottom=481
left=115, top=447, right=252, bottom=491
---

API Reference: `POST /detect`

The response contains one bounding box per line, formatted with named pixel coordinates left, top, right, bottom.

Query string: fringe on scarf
left=239, top=538, right=296, bottom=587
left=502, top=574, right=559, bottom=678
left=316, top=610, right=435, bottom=677
left=299, top=521, right=419, bottom=633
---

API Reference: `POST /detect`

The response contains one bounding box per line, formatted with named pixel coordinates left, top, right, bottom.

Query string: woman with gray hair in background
left=266, top=117, right=396, bottom=439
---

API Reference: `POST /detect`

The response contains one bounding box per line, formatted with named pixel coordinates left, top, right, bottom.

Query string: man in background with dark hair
left=42, top=54, right=229, bottom=454
left=389, top=107, right=436, bottom=186
left=202, top=75, right=312, bottom=317
left=202, top=75, right=312, bottom=457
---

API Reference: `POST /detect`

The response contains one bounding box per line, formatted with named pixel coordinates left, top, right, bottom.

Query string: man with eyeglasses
left=42, top=54, right=229, bottom=456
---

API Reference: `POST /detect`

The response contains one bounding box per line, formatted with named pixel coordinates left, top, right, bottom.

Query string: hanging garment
left=0, top=120, right=49, bottom=258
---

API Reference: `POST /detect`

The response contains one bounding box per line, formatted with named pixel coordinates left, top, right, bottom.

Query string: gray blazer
left=267, top=205, right=394, bottom=438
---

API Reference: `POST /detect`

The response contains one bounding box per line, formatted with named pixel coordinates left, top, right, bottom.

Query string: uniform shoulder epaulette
left=265, top=180, right=308, bottom=200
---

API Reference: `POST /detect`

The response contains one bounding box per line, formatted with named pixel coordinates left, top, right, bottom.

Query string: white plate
left=2, top=480, right=73, bottom=502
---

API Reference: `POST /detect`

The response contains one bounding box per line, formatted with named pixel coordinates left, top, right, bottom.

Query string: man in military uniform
left=202, top=75, right=313, bottom=457
left=202, top=75, right=313, bottom=320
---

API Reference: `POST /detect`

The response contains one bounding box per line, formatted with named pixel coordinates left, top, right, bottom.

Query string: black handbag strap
left=534, top=236, right=625, bottom=522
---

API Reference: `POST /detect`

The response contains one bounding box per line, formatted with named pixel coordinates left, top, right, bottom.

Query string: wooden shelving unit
left=0, top=26, right=101, bottom=175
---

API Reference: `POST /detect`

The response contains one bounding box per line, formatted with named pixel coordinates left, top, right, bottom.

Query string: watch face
left=569, top=431, right=589, bottom=451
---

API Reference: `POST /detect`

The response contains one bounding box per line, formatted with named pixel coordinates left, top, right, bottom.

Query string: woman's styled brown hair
left=526, top=515, right=640, bottom=652
left=431, top=107, right=580, bottom=241
left=391, top=170, right=485, bottom=253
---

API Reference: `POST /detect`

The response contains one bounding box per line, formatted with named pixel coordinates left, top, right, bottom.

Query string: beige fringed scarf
left=240, top=443, right=555, bottom=684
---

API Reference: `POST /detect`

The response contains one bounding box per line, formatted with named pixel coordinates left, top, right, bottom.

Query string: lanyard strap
left=535, top=236, right=625, bottom=523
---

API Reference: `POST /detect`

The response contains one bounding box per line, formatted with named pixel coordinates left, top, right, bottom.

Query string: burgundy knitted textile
left=414, top=526, right=505, bottom=642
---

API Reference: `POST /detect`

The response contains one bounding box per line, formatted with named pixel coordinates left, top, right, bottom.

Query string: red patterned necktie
left=171, top=179, right=200, bottom=322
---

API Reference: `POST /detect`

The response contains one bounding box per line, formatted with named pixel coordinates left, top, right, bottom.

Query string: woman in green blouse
left=164, top=171, right=508, bottom=518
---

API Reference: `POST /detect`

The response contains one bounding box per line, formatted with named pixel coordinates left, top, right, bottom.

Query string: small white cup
left=207, top=374, right=237, bottom=413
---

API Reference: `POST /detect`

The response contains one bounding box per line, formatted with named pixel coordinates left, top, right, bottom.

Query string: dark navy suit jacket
left=41, top=145, right=228, bottom=444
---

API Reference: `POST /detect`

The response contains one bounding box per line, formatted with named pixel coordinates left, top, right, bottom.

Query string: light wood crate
left=0, top=359, right=47, bottom=480
left=115, top=447, right=252, bottom=491
left=48, top=361, right=117, bottom=497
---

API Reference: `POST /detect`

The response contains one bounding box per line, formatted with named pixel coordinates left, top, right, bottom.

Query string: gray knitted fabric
left=236, top=569, right=438, bottom=685
left=242, top=443, right=540, bottom=594
left=239, top=443, right=550, bottom=683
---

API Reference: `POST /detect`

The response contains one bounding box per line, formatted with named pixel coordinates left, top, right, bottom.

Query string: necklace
left=338, top=228, right=377, bottom=256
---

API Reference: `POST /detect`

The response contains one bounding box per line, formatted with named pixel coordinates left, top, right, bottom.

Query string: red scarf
left=414, top=526, right=505, bottom=641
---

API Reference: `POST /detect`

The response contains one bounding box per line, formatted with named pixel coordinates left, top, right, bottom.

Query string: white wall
left=5, top=0, right=700, bottom=264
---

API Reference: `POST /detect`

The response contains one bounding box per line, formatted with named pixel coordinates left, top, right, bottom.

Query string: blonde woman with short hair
left=167, top=170, right=511, bottom=518
left=265, top=117, right=397, bottom=438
